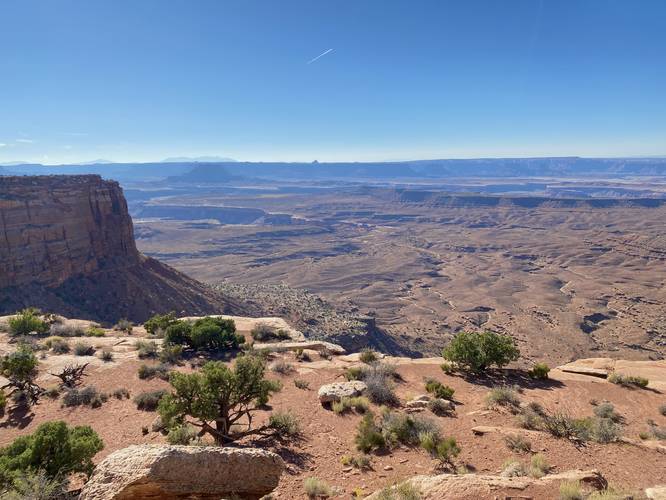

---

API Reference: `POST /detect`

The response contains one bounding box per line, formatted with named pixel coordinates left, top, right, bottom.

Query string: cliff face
left=0, top=175, right=139, bottom=288
left=0, top=175, right=250, bottom=322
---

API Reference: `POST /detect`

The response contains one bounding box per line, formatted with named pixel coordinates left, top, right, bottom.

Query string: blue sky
left=1, top=0, right=664, bottom=164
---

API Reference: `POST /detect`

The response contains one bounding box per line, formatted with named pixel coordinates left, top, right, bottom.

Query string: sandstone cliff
left=0, top=175, right=249, bottom=322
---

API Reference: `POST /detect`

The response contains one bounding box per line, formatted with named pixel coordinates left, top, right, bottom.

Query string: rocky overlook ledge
left=0, top=175, right=248, bottom=322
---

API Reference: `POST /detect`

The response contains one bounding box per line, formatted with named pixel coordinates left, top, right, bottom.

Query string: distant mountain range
left=161, top=156, right=237, bottom=163
left=2, top=156, right=666, bottom=184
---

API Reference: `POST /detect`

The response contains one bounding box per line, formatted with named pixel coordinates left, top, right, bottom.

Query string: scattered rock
left=150, top=416, right=165, bottom=433
left=79, top=445, right=284, bottom=500
left=405, top=394, right=431, bottom=410
left=318, top=381, right=367, bottom=404
left=646, top=485, right=666, bottom=499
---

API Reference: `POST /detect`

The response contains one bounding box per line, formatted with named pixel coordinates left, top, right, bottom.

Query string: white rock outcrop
left=79, top=445, right=284, bottom=500
left=318, top=381, right=367, bottom=404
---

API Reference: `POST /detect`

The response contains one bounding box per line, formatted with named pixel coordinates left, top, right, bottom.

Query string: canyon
left=132, top=184, right=666, bottom=364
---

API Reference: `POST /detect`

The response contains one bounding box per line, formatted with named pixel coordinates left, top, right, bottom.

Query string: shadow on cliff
left=0, top=259, right=250, bottom=325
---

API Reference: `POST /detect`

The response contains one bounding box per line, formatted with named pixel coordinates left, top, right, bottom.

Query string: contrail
left=307, top=48, right=334, bottom=64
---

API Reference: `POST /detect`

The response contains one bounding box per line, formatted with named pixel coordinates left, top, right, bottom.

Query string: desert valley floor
left=133, top=187, right=666, bottom=364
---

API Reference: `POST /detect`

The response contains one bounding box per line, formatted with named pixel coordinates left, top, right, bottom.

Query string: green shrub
left=359, top=348, right=379, bottom=364
left=355, top=412, right=386, bottom=453
left=0, top=421, right=103, bottom=487
left=135, top=340, right=158, bottom=359
left=608, top=372, right=649, bottom=388
left=542, top=412, right=593, bottom=442
left=485, top=385, right=521, bottom=410
left=0, top=469, right=65, bottom=499
left=559, top=480, right=583, bottom=500
left=137, top=363, right=171, bottom=380
left=99, top=347, right=113, bottom=362
left=504, top=433, right=531, bottom=452
left=501, top=458, right=526, bottom=477
left=430, top=436, right=460, bottom=467
left=134, top=390, right=167, bottom=411
left=647, top=422, right=666, bottom=440
left=381, top=412, right=439, bottom=448
left=294, top=379, right=310, bottom=390
left=113, top=319, right=133, bottom=334
left=1, top=346, right=40, bottom=403
left=73, top=342, right=95, bottom=356
left=1, top=347, right=38, bottom=382
left=587, top=487, right=632, bottom=500
left=49, top=322, right=86, bottom=337
left=166, top=424, right=198, bottom=445
left=158, top=356, right=282, bottom=444
left=295, top=348, right=311, bottom=362
left=592, top=417, right=621, bottom=443
left=112, top=388, right=130, bottom=399
left=332, top=396, right=370, bottom=415
left=376, top=482, right=421, bottom=500
left=341, top=454, right=371, bottom=469
left=44, top=385, right=61, bottom=400
left=268, top=411, right=300, bottom=437
left=270, top=359, right=294, bottom=375
left=163, top=320, right=192, bottom=346
left=417, top=430, right=439, bottom=454
left=428, top=398, right=454, bottom=416
left=250, top=322, right=291, bottom=342
left=344, top=366, right=365, bottom=381
left=516, top=401, right=548, bottom=430
left=159, top=344, right=183, bottom=364
left=440, top=360, right=456, bottom=374
left=48, top=337, right=70, bottom=354
left=424, top=378, right=455, bottom=400
left=529, top=453, right=550, bottom=478
left=144, top=312, right=178, bottom=336
left=62, top=387, right=107, bottom=408
left=365, top=370, right=399, bottom=406
left=593, top=402, right=622, bottom=423
left=85, top=327, right=106, bottom=337
left=344, top=363, right=399, bottom=382
left=442, top=331, right=520, bottom=372
left=164, top=317, right=242, bottom=352
left=8, top=309, right=49, bottom=337
left=303, top=477, right=332, bottom=499
left=0, top=390, right=6, bottom=414
left=528, top=362, right=550, bottom=379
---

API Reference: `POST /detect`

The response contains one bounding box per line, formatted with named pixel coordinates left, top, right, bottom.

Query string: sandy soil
left=1, top=330, right=664, bottom=498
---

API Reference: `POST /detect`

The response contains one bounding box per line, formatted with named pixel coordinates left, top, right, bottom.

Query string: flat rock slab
left=318, top=381, right=367, bottom=403
left=254, top=340, right=345, bottom=355
left=646, top=485, right=666, bottom=499
left=365, top=470, right=606, bottom=499
left=556, top=357, right=666, bottom=390
left=79, top=445, right=284, bottom=500
left=471, top=426, right=547, bottom=439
